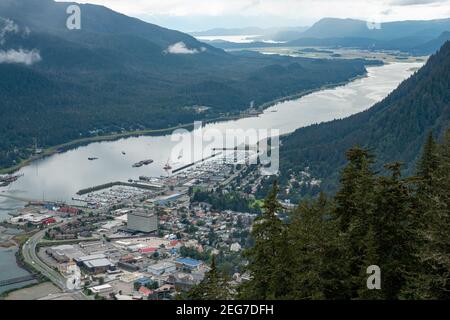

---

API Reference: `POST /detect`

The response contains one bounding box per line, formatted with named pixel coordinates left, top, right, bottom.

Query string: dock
left=0, top=275, right=36, bottom=287
left=172, top=152, right=222, bottom=174
left=76, top=181, right=163, bottom=196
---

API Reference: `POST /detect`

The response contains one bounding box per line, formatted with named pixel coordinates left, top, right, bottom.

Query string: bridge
left=0, top=275, right=36, bottom=287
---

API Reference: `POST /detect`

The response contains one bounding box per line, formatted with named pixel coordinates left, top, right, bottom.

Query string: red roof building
left=138, top=247, right=157, bottom=254
left=138, top=286, right=153, bottom=297
left=169, top=240, right=180, bottom=247
left=58, top=207, right=80, bottom=215
left=42, top=217, right=56, bottom=225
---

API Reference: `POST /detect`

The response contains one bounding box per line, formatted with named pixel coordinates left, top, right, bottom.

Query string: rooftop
left=175, top=257, right=202, bottom=267
left=85, top=258, right=114, bottom=268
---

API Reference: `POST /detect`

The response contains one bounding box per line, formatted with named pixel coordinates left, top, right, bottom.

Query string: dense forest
left=0, top=0, right=375, bottom=169
left=188, top=130, right=450, bottom=299
left=279, top=41, right=450, bottom=197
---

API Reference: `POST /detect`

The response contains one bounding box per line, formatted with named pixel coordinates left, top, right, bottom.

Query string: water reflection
left=0, top=62, right=422, bottom=219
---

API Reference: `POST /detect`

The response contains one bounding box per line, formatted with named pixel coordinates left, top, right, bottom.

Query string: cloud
left=56, top=0, right=450, bottom=31
left=165, top=42, right=206, bottom=54
left=0, top=18, right=20, bottom=45
left=390, top=0, right=447, bottom=5
left=0, top=49, right=42, bottom=65
left=0, top=19, right=41, bottom=65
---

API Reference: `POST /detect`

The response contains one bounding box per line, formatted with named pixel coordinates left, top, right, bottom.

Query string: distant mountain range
left=0, top=0, right=374, bottom=170
left=298, top=17, right=450, bottom=40
left=280, top=41, right=450, bottom=196
left=203, top=17, right=450, bottom=55
left=190, top=26, right=309, bottom=42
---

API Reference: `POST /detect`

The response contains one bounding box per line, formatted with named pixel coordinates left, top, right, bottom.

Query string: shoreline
left=2, top=60, right=418, bottom=297
left=0, top=68, right=373, bottom=176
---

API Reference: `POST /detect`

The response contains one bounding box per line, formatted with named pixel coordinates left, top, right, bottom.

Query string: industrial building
left=75, top=253, right=115, bottom=274
left=175, top=258, right=202, bottom=272
left=127, top=209, right=158, bottom=233
left=148, top=261, right=177, bottom=276
left=46, top=244, right=85, bottom=263
left=89, top=284, right=114, bottom=294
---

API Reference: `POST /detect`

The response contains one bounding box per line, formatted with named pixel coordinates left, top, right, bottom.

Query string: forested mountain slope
left=280, top=41, right=450, bottom=195
left=0, top=0, right=375, bottom=169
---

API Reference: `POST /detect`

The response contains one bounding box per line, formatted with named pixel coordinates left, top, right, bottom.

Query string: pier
left=76, top=181, right=163, bottom=196
left=172, top=152, right=223, bottom=174
left=0, top=275, right=36, bottom=287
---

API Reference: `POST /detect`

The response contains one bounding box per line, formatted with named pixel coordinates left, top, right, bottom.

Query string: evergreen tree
left=236, top=132, right=450, bottom=300
left=357, top=226, right=383, bottom=299
left=363, top=162, right=416, bottom=299
left=334, top=147, right=376, bottom=232
left=416, top=132, right=439, bottom=193
left=187, top=255, right=233, bottom=300
left=286, top=193, right=350, bottom=299
left=411, top=129, right=450, bottom=299
left=239, top=181, right=288, bottom=299
left=334, top=147, right=377, bottom=296
left=401, top=133, right=440, bottom=299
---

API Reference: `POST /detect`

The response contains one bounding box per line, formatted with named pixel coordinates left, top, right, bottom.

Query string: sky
left=57, top=0, right=450, bottom=31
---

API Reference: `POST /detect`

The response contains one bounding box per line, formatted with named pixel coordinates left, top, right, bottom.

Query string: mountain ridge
left=0, top=0, right=375, bottom=170
left=280, top=41, right=450, bottom=197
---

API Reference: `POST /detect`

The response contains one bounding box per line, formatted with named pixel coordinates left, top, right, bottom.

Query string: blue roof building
left=175, top=257, right=202, bottom=270
left=135, top=277, right=152, bottom=286
left=153, top=193, right=183, bottom=206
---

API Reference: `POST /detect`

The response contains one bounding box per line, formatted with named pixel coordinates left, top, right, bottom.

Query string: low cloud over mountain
left=165, top=42, right=207, bottom=54
left=0, top=48, right=41, bottom=65
left=0, top=18, right=40, bottom=65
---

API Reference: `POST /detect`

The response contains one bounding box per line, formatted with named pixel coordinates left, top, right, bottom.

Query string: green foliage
left=285, top=193, right=350, bottom=299
left=239, top=181, right=291, bottom=299
left=192, top=190, right=262, bottom=214
left=179, top=246, right=210, bottom=262
left=0, top=1, right=371, bottom=169
left=405, top=129, right=450, bottom=299
left=280, top=41, right=450, bottom=196
left=187, top=256, right=233, bottom=300
left=238, top=133, right=450, bottom=299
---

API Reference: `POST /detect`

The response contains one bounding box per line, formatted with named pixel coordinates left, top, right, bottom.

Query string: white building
left=230, top=243, right=242, bottom=252
left=89, top=284, right=113, bottom=294
left=148, top=261, right=177, bottom=276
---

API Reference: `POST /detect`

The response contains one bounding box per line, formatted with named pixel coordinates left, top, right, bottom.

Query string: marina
left=0, top=62, right=421, bottom=216
left=0, top=62, right=422, bottom=291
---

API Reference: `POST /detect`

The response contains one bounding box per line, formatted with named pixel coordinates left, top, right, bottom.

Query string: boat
left=0, top=174, right=23, bottom=186
left=132, top=159, right=153, bottom=168
left=163, top=158, right=172, bottom=171
left=88, top=157, right=98, bottom=161
left=122, top=151, right=126, bottom=155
